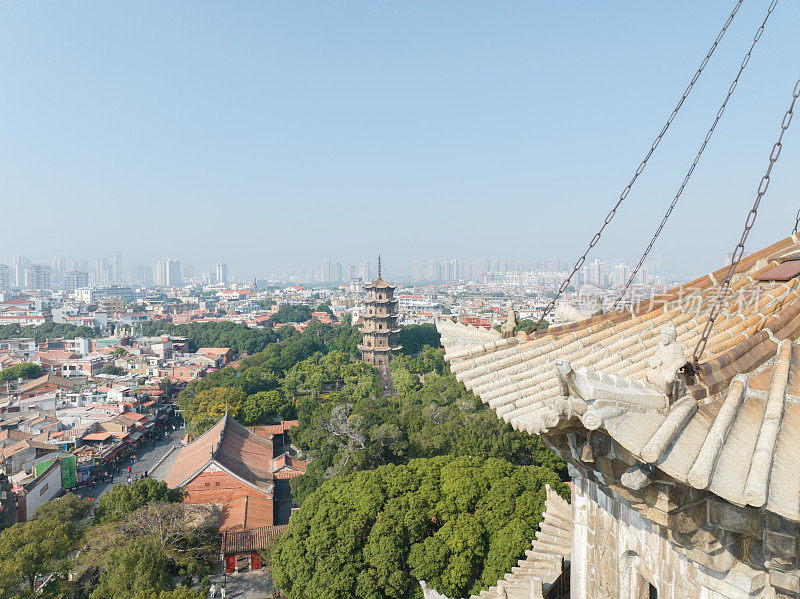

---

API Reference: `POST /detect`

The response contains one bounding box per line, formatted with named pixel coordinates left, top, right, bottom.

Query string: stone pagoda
left=358, top=255, right=402, bottom=368
left=423, top=235, right=800, bottom=599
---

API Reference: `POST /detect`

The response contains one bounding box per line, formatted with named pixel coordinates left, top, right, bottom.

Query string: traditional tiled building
left=165, top=414, right=305, bottom=572
left=359, top=257, right=402, bottom=368
left=425, top=236, right=800, bottom=598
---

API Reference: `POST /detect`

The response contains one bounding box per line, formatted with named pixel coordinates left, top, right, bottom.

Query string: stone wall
left=572, top=476, right=769, bottom=599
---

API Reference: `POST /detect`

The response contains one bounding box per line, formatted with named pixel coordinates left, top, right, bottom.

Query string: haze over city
left=2, top=1, right=799, bottom=278
left=3, top=3, right=800, bottom=599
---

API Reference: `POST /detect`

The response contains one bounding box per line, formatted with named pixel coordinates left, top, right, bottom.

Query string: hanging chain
left=793, top=209, right=800, bottom=234
left=692, top=76, right=800, bottom=369
left=611, top=0, right=779, bottom=311
left=533, top=0, right=745, bottom=330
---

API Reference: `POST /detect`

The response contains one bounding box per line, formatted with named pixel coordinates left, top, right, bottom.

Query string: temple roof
left=363, top=278, right=397, bottom=290
left=164, top=413, right=274, bottom=492
left=439, top=235, right=800, bottom=521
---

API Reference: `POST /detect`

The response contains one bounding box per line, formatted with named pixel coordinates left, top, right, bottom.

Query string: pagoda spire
left=377, top=254, right=382, bottom=281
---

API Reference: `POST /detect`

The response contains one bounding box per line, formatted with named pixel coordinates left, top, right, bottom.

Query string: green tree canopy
left=137, top=321, right=277, bottom=354
left=314, top=303, right=336, bottom=319
left=273, top=456, right=569, bottom=599
left=290, top=364, right=566, bottom=504
left=33, top=493, right=92, bottom=529
left=0, top=322, right=100, bottom=343
left=0, top=362, right=42, bottom=383
left=95, top=479, right=181, bottom=524
left=102, top=364, right=128, bottom=376
left=269, top=304, right=313, bottom=325
left=180, top=387, right=245, bottom=434
left=399, top=324, right=441, bottom=355
left=0, top=516, right=74, bottom=592
left=90, top=536, right=172, bottom=599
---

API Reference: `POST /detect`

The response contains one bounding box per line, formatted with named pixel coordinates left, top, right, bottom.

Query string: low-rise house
left=0, top=338, right=37, bottom=358
left=14, top=374, right=76, bottom=399
left=196, top=347, right=234, bottom=366
left=0, top=439, right=60, bottom=475
left=61, top=355, right=106, bottom=379
left=15, top=457, right=62, bottom=522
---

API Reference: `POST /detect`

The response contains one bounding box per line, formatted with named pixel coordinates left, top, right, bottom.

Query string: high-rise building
left=318, top=260, right=343, bottom=284
left=65, top=270, right=89, bottom=294
left=95, top=258, right=111, bottom=285
left=132, top=265, right=154, bottom=287
left=348, top=262, right=369, bottom=281
left=412, top=261, right=425, bottom=281
left=423, top=260, right=442, bottom=282
left=12, top=255, right=28, bottom=288
left=167, top=259, right=182, bottom=287
left=0, top=265, right=9, bottom=292
left=181, top=264, right=194, bottom=283
left=51, top=256, right=65, bottom=285
left=113, top=251, right=123, bottom=283
left=25, top=264, right=51, bottom=290
left=215, top=262, right=229, bottom=284
left=155, top=260, right=181, bottom=286
left=358, top=257, right=402, bottom=368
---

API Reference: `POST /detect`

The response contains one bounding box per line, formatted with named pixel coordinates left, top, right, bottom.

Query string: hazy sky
left=1, top=2, right=798, bottom=279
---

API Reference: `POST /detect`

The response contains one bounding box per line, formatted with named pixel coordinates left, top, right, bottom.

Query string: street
left=76, top=423, right=185, bottom=500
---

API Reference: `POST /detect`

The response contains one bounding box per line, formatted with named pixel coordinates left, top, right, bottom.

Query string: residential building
left=94, top=258, right=111, bottom=285
left=0, top=265, right=8, bottom=292
left=25, top=264, right=50, bottom=291
left=112, top=251, right=122, bottom=283
left=156, top=259, right=182, bottom=287
left=216, top=262, right=229, bottom=284
left=318, top=260, right=342, bottom=284
left=64, top=270, right=89, bottom=294
left=12, top=255, right=28, bottom=288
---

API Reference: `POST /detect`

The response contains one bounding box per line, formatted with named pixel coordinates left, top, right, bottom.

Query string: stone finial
left=500, top=301, right=517, bottom=339
left=645, top=324, right=688, bottom=402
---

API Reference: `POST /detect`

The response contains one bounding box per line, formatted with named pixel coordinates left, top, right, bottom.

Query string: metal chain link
left=533, top=0, right=745, bottom=330
left=692, top=76, right=800, bottom=368
left=793, top=209, right=800, bottom=234
left=611, top=0, right=779, bottom=311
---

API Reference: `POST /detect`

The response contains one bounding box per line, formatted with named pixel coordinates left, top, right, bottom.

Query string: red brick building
left=164, top=414, right=304, bottom=572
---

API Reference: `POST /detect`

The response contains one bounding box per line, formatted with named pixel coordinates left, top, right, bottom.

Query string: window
left=650, top=584, right=657, bottom=599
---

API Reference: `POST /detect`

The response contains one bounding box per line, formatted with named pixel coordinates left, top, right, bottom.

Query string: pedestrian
left=143, top=470, right=148, bottom=478
left=128, top=465, right=132, bottom=473
left=220, top=585, right=226, bottom=599
left=209, top=582, right=216, bottom=598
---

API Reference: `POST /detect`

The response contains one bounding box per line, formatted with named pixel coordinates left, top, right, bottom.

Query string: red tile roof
left=219, top=495, right=274, bottom=532
left=164, top=414, right=274, bottom=491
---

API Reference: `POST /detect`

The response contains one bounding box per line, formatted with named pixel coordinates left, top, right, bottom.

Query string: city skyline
left=2, top=2, right=799, bottom=278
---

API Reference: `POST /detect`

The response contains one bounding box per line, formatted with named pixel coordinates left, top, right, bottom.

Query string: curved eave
left=439, top=235, right=800, bottom=522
